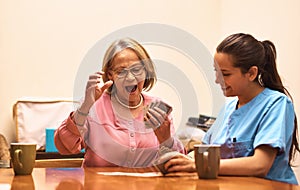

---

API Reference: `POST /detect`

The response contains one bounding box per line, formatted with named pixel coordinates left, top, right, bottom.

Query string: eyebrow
left=125, top=63, right=143, bottom=69
left=130, top=63, right=143, bottom=67
left=220, top=68, right=231, bottom=72
left=113, top=62, right=143, bottom=70
left=214, top=66, right=231, bottom=73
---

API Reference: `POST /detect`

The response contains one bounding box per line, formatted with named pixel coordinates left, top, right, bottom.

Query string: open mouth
left=125, top=85, right=138, bottom=93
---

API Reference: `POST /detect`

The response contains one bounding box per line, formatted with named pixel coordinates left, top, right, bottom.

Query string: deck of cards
left=144, top=100, right=173, bottom=129
left=146, top=100, right=172, bottom=115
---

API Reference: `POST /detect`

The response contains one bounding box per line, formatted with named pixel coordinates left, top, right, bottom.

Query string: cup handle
left=203, top=151, right=210, bottom=173
left=14, top=149, right=23, bottom=169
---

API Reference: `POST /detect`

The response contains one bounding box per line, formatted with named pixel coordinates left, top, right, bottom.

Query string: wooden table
left=1, top=167, right=299, bottom=190
left=35, top=151, right=84, bottom=160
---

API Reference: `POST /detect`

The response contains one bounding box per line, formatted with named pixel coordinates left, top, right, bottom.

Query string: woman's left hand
left=144, top=107, right=171, bottom=143
left=164, top=155, right=196, bottom=173
left=153, top=117, right=171, bottom=143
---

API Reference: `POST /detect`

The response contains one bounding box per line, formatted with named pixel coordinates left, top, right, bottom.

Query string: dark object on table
left=187, top=114, right=216, bottom=132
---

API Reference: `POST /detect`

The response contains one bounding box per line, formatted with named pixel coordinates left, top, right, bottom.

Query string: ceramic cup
left=10, top=143, right=36, bottom=175
left=194, top=144, right=220, bottom=179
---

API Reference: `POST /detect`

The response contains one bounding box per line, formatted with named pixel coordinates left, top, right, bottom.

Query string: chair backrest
left=0, top=134, right=10, bottom=168
left=13, top=97, right=80, bottom=150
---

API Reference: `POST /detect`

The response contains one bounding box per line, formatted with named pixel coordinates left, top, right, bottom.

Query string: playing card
left=150, top=101, right=158, bottom=109
left=155, top=101, right=172, bottom=115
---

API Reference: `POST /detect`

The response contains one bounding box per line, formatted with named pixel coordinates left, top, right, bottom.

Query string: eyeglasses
left=113, top=65, right=145, bottom=78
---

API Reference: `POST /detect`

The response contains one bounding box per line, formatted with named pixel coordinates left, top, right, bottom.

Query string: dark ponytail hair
left=217, top=33, right=299, bottom=165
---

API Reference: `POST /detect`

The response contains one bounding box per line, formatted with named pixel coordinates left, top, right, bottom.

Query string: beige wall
left=0, top=0, right=299, bottom=148
left=0, top=0, right=221, bottom=144
left=220, top=0, right=300, bottom=116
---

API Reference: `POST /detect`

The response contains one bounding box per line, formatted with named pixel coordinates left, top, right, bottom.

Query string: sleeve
left=171, top=137, right=187, bottom=154
left=54, top=112, right=86, bottom=155
left=254, top=96, right=295, bottom=154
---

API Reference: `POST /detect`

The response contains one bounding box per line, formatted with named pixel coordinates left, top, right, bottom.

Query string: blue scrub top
left=203, top=88, right=297, bottom=184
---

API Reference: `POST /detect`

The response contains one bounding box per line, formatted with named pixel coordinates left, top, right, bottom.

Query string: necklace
left=114, top=94, right=143, bottom=109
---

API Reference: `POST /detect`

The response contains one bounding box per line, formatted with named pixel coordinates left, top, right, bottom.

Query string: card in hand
left=155, top=101, right=172, bottom=115
left=149, top=101, right=158, bottom=109
left=146, top=101, right=172, bottom=114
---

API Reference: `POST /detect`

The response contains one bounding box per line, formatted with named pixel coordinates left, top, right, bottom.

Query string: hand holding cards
left=153, top=146, right=191, bottom=175
left=153, top=151, right=182, bottom=174
left=144, top=100, right=173, bottom=129
left=149, top=100, right=172, bottom=115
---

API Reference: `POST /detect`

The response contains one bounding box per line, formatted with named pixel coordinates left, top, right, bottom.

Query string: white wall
left=0, top=0, right=221, bottom=144
left=1, top=1, right=300, bottom=175
left=219, top=0, right=300, bottom=117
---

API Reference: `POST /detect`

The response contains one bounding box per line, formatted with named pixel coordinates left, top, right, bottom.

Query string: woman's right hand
left=82, top=71, right=113, bottom=109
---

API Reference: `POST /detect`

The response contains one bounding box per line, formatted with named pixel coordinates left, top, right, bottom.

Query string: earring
left=258, top=74, right=264, bottom=87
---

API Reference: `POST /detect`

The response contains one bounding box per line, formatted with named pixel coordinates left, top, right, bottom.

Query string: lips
left=125, top=85, right=137, bottom=93
left=221, top=86, right=230, bottom=92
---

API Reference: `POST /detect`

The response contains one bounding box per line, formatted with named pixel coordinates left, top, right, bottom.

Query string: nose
left=125, top=71, right=136, bottom=80
left=215, top=71, right=221, bottom=84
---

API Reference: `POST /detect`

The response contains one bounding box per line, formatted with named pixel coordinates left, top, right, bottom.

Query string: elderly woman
left=54, top=38, right=185, bottom=167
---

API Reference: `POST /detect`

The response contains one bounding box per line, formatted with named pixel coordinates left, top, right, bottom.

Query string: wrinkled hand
left=144, top=107, right=171, bottom=143
left=83, top=71, right=113, bottom=109
left=164, top=154, right=196, bottom=173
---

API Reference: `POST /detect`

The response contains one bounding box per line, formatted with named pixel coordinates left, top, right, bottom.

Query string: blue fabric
left=202, top=88, right=297, bottom=185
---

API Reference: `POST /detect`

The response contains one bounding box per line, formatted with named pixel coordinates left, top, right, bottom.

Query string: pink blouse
left=54, top=92, right=185, bottom=167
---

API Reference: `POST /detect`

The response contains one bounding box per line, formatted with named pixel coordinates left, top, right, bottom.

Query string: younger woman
left=165, top=33, right=299, bottom=184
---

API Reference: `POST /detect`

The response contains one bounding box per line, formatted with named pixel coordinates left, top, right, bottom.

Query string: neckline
left=235, top=101, right=239, bottom=110
left=234, top=88, right=268, bottom=112
left=114, top=94, right=143, bottom=109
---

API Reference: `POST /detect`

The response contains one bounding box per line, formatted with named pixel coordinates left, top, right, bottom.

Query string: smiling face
left=214, top=52, right=251, bottom=97
left=109, top=48, right=146, bottom=105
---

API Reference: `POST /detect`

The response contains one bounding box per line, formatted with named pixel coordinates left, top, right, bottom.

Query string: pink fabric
left=54, top=92, right=185, bottom=167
